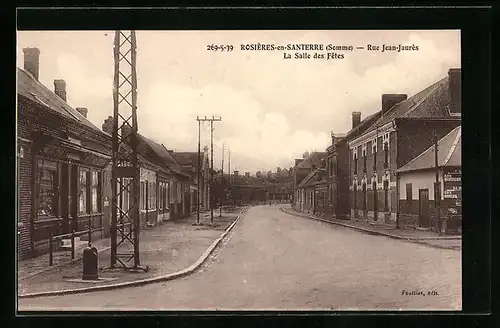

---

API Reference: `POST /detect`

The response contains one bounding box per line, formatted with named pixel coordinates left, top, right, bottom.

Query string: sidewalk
left=281, top=206, right=461, bottom=251
left=18, top=209, right=243, bottom=296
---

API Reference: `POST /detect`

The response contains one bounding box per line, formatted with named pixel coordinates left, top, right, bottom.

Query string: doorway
left=418, top=189, right=430, bottom=228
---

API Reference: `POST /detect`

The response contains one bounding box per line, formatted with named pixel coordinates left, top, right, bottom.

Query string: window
left=384, top=142, right=389, bottom=169
left=353, top=184, right=357, bottom=210
left=91, top=171, right=99, bottom=213
left=362, top=183, right=367, bottom=210
left=373, top=139, right=377, bottom=170
left=383, top=180, right=389, bottom=211
left=78, top=168, right=89, bottom=214
left=140, top=181, right=146, bottom=210
left=37, top=160, right=59, bottom=218
left=406, top=183, right=413, bottom=206
left=354, top=154, right=358, bottom=175
left=363, top=150, right=367, bottom=173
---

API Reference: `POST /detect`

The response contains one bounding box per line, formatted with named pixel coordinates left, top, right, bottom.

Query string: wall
left=349, top=131, right=397, bottom=222
left=397, top=168, right=461, bottom=231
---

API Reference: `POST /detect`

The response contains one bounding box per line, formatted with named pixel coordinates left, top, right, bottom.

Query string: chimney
left=54, top=79, right=67, bottom=102
left=102, top=116, right=113, bottom=134
left=22, top=47, right=40, bottom=80
left=121, top=125, right=132, bottom=140
left=382, top=94, right=407, bottom=115
left=352, top=112, right=361, bottom=129
left=76, top=107, right=88, bottom=118
left=234, top=171, right=239, bottom=177
left=448, top=68, right=461, bottom=114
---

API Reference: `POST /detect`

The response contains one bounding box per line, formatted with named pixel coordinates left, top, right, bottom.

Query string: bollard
left=49, top=234, right=53, bottom=266
left=71, top=230, right=75, bottom=260
left=82, top=246, right=99, bottom=280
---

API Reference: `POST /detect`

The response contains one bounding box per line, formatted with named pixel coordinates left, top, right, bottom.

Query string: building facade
left=347, top=68, right=462, bottom=227
left=17, top=48, right=112, bottom=259
left=397, top=126, right=461, bottom=233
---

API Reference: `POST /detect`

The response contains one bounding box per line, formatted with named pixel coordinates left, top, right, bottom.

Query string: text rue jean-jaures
left=206, top=43, right=420, bottom=61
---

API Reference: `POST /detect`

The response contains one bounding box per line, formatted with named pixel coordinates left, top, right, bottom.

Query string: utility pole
left=196, top=117, right=201, bottom=225
left=220, top=142, right=224, bottom=217
left=196, top=115, right=222, bottom=224
left=108, top=30, right=146, bottom=272
left=434, top=133, right=441, bottom=234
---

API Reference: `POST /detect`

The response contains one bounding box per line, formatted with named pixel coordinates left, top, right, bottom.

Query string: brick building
left=322, top=132, right=350, bottom=219
left=347, top=68, right=462, bottom=227
left=396, top=126, right=461, bottom=233
left=17, top=48, right=113, bottom=259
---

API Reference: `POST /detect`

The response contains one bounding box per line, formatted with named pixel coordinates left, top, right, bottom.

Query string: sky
left=17, top=30, right=460, bottom=174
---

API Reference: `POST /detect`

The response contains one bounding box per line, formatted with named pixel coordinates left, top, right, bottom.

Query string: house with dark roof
left=347, top=68, right=462, bottom=228
left=396, top=126, right=461, bottom=233
left=296, top=166, right=328, bottom=215
left=292, top=151, right=326, bottom=212
left=17, top=48, right=116, bottom=259
left=101, top=118, right=195, bottom=223
left=172, top=150, right=210, bottom=213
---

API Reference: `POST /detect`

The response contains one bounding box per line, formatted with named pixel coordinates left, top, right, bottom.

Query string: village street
left=18, top=205, right=461, bottom=311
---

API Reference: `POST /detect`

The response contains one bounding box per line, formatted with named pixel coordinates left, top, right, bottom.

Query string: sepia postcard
left=16, top=29, right=462, bottom=312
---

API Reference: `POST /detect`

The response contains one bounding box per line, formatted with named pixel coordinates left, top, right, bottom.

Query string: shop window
left=37, top=160, right=59, bottom=218
left=140, top=181, right=146, bottom=210
left=91, top=171, right=99, bottom=213
left=78, top=168, right=89, bottom=214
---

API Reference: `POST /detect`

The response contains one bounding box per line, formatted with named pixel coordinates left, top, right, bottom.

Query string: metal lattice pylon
left=109, top=30, right=146, bottom=271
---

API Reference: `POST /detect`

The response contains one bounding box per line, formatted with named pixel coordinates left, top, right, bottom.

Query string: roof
left=298, top=168, right=320, bottom=188
left=17, top=67, right=106, bottom=136
left=139, top=135, right=190, bottom=177
left=363, top=77, right=449, bottom=136
left=344, top=111, right=383, bottom=140
left=173, top=152, right=200, bottom=167
left=397, top=126, right=461, bottom=173
left=296, top=152, right=326, bottom=169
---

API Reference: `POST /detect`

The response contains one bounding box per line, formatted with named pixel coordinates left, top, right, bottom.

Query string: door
left=418, top=189, right=430, bottom=228
left=373, top=181, right=378, bottom=220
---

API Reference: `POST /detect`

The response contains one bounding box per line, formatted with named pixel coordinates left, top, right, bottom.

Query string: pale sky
left=17, top=30, right=460, bottom=174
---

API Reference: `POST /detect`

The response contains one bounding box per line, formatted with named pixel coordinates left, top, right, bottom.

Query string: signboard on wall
left=443, top=169, right=461, bottom=200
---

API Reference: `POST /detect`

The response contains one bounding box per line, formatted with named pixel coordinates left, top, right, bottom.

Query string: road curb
left=19, top=207, right=249, bottom=299
left=280, top=207, right=461, bottom=251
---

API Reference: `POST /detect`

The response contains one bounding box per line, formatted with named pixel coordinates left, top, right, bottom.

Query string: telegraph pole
left=220, top=142, right=225, bottom=217
left=434, top=133, right=441, bottom=234
left=196, top=117, right=201, bottom=225
left=196, top=115, right=222, bottom=224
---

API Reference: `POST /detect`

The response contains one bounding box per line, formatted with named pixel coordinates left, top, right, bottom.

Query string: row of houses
left=292, top=68, right=462, bottom=234
left=17, top=47, right=211, bottom=259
